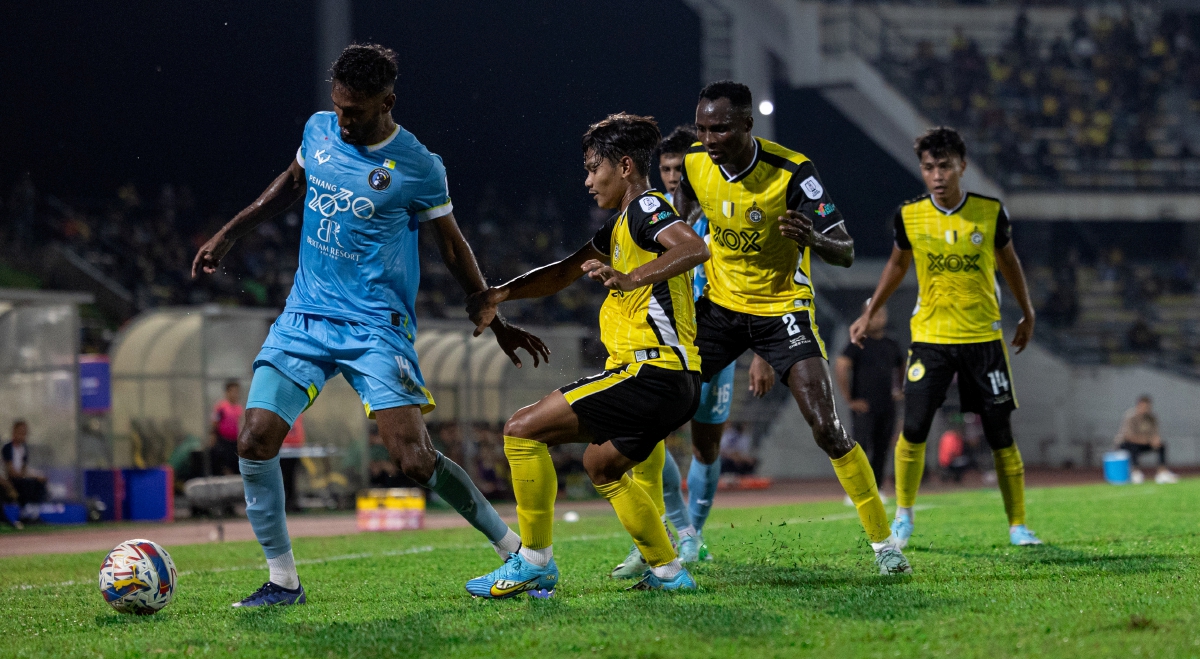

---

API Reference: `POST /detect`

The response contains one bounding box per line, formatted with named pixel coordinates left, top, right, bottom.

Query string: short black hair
left=914, top=127, right=967, bottom=161
left=225, top=379, right=240, bottom=391
left=658, top=125, right=697, bottom=158
left=698, top=80, right=753, bottom=115
left=1138, top=393, right=1153, bottom=403
left=12, top=419, right=26, bottom=430
left=582, top=112, right=661, bottom=176
left=331, top=43, right=399, bottom=97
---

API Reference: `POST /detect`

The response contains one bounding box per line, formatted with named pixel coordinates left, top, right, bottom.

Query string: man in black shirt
left=837, top=303, right=904, bottom=494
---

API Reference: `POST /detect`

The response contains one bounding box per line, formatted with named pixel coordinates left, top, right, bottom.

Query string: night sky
left=0, top=1, right=700, bottom=233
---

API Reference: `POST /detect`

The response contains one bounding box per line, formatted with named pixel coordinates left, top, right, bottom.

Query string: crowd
left=1, top=176, right=609, bottom=343
left=893, top=9, right=1200, bottom=188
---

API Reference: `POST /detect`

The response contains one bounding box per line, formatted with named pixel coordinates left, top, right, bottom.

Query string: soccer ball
left=98, top=539, right=178, bottom=614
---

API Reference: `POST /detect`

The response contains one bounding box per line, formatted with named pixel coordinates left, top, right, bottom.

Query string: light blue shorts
left=249, top=312, right=434, bottom=422
left=692, top=360, right=735, bottom=425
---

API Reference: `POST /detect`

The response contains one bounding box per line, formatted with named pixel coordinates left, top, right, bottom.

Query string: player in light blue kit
left=610, top=127, right=775, bottom=577
left=191, top=44, right=547, bottom=608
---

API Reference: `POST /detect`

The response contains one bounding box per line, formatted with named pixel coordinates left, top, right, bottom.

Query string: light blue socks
left=424, top=452, right=519, bottom=555
left=661, top=449, right=693, bottom=533
left=240, top=456, right=291, bottom=559
left=687, top=456, right=722, bottom=532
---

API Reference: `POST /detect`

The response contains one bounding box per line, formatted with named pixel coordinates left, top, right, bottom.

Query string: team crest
left=745, top=202, right=764, bottom=223
left=970, top=229, right=984, bottom=246
left=368, top=168, right=391, bottom=191
left=721, top=201, right=735, bottom=218
left=907, top=360, right=926, bottom=382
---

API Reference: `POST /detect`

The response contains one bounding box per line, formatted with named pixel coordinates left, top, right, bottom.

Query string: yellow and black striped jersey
left=591, top=190, right=702, bottom=373
left=679, top=137, right=845, bottom=316
left=894, top=193, right=1012, bottom=344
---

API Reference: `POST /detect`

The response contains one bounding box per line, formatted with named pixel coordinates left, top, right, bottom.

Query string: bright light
left=758, top=100, right=775, bottom=115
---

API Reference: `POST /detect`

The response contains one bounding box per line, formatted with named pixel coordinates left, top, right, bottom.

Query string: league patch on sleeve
left=649, top=210, right=674, bottom=225
left=800, top=176, right=824, bottom=200
left=638, top=196, right=662, bottom=213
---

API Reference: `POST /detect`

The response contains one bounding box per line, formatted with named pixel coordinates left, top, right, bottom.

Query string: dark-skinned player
left=190, top=44, right=548, bottom=607
left=673, top=81, right=912, bottom=574
left=849, top=127, right=1042, bottom=548
left=465, top=113, right=710, bottom=596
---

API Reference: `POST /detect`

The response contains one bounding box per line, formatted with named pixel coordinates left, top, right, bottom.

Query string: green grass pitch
left=3, top=480, right=1199, bottom=658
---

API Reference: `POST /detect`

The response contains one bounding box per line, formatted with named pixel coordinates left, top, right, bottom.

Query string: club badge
left=970, top=228, right=984, bottom=246
left=907, top=360, right=926, bottom=382
left=368, top=168, right=391, bottom=191
left=745, top=202, right=764, bottom=223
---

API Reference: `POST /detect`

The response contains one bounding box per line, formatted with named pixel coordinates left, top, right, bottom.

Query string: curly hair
left=331, top=43, right=399, bottom=97
left=657, top=125, right=698, bottom=157
left=914, top=127, right=967, bottom=160
left=698, top=80, right=752, bottom=115
left=582, top=112, right=661, bottom=176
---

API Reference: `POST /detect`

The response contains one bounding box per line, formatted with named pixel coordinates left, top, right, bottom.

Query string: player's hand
left=748, top=354, right=775, bottom=398
left=1011, top=314, right=1034, bottom=354
left=466, top=287, right=508, bottom=337
left=848, top=314, right=871, bottom=347
left=778, top=210, right=814, bottom=248
left=490, top=319, right=550, bottom=369
left=849, top=399, right=870, bottom=413
left=191, top=232, right=234, bottom=278
left=582, top=260, right=636, bottom=291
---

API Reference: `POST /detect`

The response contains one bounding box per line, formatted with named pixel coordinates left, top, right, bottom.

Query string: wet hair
left=698, top=80, right=752, bottom=115
left=582, top=112, right=661, bottom=176
left=331, top=43, right=399, bottom=97
left=658, top=125, right=698, bottom=158
left=225, top=379, right=240, bottom=391
left=914, top=127, right=967, bottom=161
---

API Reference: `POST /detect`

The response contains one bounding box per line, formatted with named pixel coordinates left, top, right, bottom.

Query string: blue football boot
left=466, top=553, right=558, bottom=599
left=1010, top=525, right=1043, bottom=546
left=231, top=581, right=306, bottom=608
left=629, top=568, right=697, bottom=591
left=890, top=514, right=914, bottom=550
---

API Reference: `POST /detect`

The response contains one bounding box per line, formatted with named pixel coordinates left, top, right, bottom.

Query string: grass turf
left=3, top=480, right=1199, bottom=658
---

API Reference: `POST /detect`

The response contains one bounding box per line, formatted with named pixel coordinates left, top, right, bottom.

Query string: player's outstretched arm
left=581, top=222, right=709, bottom=292
left=995, top=242, right=1035, bottom=354
left=849, top=245, right=912, bottom=347
left=467, top=241, right=604, bottom=331
left=191, top=159, right=306, bottom=278
left=427, top=213, right=550, bottom=367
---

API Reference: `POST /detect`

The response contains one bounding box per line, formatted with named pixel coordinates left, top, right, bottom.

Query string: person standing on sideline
left=1114, top=394, right=1178, bottom=484
left=209, top=380, right=243, bottom=476
left=836, top=301, right=904, bottom=503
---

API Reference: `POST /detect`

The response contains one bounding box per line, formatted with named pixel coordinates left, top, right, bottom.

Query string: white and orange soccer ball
left=98, top=539, right=178, bottom=614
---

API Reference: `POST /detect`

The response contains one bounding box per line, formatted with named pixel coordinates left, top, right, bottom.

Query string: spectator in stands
left=1127, top=316, right=1161, bottom=352
left=836, top=301, right=905, bottom=498
left=209, top=380, right=242, bottom=476
left=718, top=423, right=757, bottom=476
left=2, top=420, right=47, bottom=506
left=1114, top=394, right=1178, bottom=484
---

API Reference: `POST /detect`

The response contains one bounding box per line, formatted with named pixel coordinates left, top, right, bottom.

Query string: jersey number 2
left=782, top=314, right=802, bottom=337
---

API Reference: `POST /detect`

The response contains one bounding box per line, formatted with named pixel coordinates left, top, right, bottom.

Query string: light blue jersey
left=666, top=192, right=733, bottom=424
left=289, top=111, right=453, bottom=331
left=250, top=112, right=448, bottom=419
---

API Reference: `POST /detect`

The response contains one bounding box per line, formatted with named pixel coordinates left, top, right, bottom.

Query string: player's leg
left=372, top=405, right=519, bottom=556
left=614, top=441, right=673, bottom=578
left=965, top=340, right=1041, bottom=545
left=660, top=447, right=701, bottom=561
left=232, top=363, right=318, bottom=607
left=465, top=392, right=576, bottom=598
left=891, top=344, right=956, bottom=545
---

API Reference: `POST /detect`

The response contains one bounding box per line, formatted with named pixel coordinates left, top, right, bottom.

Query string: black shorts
left=904, top=340, right=1017, bottom=418
left=694, top=297, right=827, bottom=383
left=560, top=364, right=701, bottom=462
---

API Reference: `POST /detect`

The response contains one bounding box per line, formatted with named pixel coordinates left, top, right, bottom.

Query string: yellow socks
left=631, top=441, right=667, bottom=518
left=503, top=436, right=557, bottom=550
left=831, top=444, right=890, bottom=543
left=993, top=444, right=1026, bottom=527
left=593, top=474, right=676, bottom=567
left=894, top=435, right=926, bottom=509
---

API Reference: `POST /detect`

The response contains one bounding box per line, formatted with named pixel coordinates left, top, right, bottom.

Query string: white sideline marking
left=8, top=532, right=626, bottom=592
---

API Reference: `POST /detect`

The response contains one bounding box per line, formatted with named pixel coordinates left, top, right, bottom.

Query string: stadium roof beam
left=682, top=0, right=1200, bottom=222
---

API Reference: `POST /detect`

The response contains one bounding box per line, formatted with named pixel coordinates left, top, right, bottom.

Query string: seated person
left=1115, top=394, right=1177, bottom=484
left=209, top=380, right=243, bottom=476
left=718, top=423, right=757, bottom=476
left=2, top=420, right=47, bottom=507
